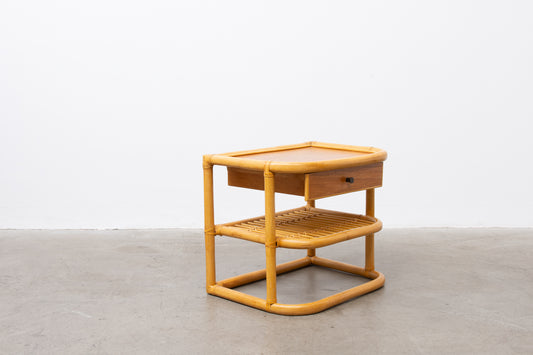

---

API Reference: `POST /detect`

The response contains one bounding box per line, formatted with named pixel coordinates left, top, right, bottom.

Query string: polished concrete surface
left=1, top=228, right=532, bottom=354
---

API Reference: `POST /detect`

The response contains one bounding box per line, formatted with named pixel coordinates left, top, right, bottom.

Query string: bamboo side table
left=203, top=142, right=387, bottom=315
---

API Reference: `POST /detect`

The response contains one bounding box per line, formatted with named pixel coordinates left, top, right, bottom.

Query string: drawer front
left=227, top=168, right=305, bottom=196
left=228, top=163, right=382, bottom=199
left=306, top=163, right=383, bottom=200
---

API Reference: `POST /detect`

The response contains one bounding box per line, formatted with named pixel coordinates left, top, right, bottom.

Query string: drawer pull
left=345, top=177, right=354, bottom=183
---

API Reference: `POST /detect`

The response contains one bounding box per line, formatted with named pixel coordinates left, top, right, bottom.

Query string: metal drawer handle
left=345, top=177, right=354, bottom=183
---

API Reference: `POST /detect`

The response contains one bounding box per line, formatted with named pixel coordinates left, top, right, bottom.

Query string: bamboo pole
left=217, top=257, right=311, bottom=288
left=311, top=256, right=379, bottom=279
left=209, top=285, right=268, bottom=310
left=264, top=165, right=277, bottom=306
left=203, top=157, right=216, bottom=289
left=306, top=199, right=316, bottom=257
left=365, top=188, right=375, bottom=272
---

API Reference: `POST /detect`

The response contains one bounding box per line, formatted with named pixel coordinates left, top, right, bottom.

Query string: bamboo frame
left=203, top=142, right=386, bottom=315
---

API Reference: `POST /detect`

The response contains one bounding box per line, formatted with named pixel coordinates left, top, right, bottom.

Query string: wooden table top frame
left=203, top=142, right=388, bottom=315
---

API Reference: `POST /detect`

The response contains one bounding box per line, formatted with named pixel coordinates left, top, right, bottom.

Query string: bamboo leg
left=365, top=188, right=375, bottom=272
left=306, top=199, right=316, bottom=257
left=264, top=167, right=277, bottom=305
left=203, top=158, right=216, bottom=289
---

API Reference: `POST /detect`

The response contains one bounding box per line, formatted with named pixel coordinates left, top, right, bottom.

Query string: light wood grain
left=228, top=163, right=382, bottom=200
left=227, top=167, right=305, bottom=196
left=306, top=163, right=383, bottom=199
left=207, top=141, right=387, bottom=173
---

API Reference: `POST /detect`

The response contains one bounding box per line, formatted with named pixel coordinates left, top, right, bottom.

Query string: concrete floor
left=0, top=228, right=532, bottom=354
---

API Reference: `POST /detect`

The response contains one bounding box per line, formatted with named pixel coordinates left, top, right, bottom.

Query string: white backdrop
left=1, top=1, right=532, bottom=229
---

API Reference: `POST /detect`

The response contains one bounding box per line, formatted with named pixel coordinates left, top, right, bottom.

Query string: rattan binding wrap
left=217, top=207, right=382, bottom=249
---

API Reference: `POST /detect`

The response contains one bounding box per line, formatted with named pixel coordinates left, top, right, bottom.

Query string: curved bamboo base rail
left=207, top=256, right=385, bottom=316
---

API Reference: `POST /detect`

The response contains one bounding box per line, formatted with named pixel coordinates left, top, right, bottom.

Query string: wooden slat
left=218, top=207, right=381, bottom=249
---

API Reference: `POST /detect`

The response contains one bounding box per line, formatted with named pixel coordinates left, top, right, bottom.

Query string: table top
left=205, top=142, right=387, bottom=173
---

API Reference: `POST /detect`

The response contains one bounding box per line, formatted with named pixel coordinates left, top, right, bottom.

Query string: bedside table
left=203, top=142, right=387, bottom=315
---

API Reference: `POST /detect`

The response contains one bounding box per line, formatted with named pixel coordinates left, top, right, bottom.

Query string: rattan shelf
left=203, top=142, right=388, bottom=315
left=217, top=206, right=382, bottom=249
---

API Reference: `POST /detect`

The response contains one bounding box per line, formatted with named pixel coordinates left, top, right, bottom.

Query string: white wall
left=1, top=1, right=532, bottom=229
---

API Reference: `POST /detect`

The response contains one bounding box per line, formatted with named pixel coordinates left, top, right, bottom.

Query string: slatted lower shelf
left=216, top=206, right=382, bottom=249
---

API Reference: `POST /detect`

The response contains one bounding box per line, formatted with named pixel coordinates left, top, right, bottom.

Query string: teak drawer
left=228, top=162, right=383, bottom=200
